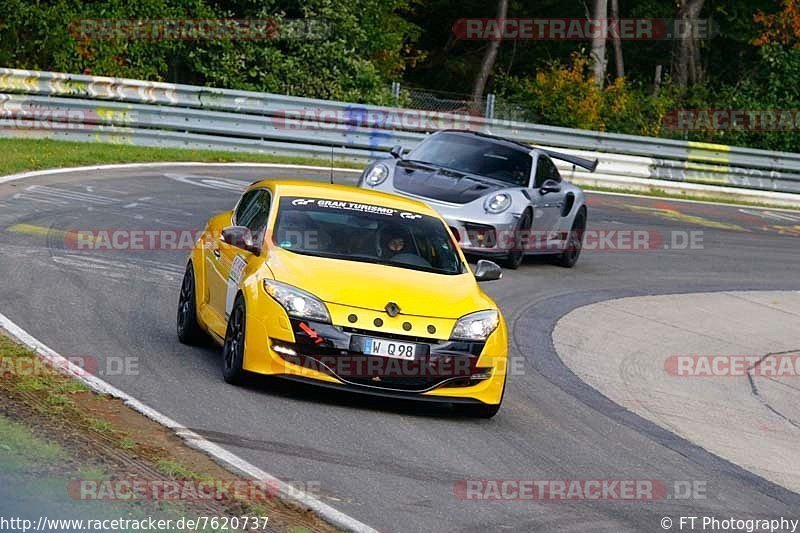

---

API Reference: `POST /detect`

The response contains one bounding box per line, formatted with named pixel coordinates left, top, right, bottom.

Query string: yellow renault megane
left=177, top=180, right=508, bottom=417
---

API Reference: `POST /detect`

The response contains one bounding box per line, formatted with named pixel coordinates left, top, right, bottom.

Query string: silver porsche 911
left=357, top=130, right=597, bottom=269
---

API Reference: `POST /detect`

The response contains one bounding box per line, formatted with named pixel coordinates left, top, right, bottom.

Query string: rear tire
left=552, top=208, right=586, bottom=268
left=177, top=262, right=208, bottom=345
left=501, top=209, right=532, bottom=270
left=222, top=294, right=247, bottom=385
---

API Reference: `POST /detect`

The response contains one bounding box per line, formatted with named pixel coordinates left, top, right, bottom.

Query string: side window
left=233, top=189, right=272, bottom=247
left=548, top=157, right=562, bottom=182
left=534, top=155, right=561, bottom=188
left=234, top=190, right=261, bottom=228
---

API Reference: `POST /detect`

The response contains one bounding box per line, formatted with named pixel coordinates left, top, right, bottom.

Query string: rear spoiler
left=542, top=149, right=599, bottom=173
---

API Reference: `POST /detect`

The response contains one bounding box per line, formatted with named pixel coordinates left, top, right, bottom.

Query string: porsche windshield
left=406, top=133, right=532, bottom=186
left=273, top=197, right=463, bottom=275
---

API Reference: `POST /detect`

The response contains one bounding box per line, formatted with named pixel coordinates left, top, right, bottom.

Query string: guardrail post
left=485, top=94, right=495, bottom=120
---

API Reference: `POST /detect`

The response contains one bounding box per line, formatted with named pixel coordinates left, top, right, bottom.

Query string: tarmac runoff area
left=553, top=291, right=800, bottom=493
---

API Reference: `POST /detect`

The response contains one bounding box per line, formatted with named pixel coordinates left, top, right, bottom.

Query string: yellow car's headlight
left=451, top=310, right=499, bottom=341
left=263, top=280, right=331, bottom=323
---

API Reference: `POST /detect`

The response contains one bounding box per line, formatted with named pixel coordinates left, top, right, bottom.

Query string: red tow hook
left=299, top=322, right=325, bottom=344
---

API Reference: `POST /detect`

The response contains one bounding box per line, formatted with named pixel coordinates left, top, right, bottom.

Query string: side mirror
left=540, top=179, right=561, bottom=194
left=389, top=145, right=404, bottom=159
left=473, top=259, right=503, bottom=282
left=221, top=226, right=256, bottom=253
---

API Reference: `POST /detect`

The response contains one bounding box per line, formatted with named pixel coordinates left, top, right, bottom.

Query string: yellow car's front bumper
left=240, top=297, right=508, bottom=406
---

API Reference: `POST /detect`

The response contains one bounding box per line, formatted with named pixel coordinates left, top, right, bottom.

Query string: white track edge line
left=0, top=162, right=361, bottom=185
left=0, top=311, right=378, bottom=533
left=1, top=161, right=798, bottom=212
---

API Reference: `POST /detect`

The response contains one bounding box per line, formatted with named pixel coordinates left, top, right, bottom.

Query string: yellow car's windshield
left=273, top=197, right=464, bottom=275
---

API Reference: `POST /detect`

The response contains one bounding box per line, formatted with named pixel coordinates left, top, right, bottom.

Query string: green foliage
left=494, top=55, right=674, bottom=137
left=0, top=0, right=418, bottom=103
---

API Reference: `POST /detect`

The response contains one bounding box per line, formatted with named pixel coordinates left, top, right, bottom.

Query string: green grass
left=0, top=137, right=363, bottom=176
left=0, top=335, right=88, bottom=412
left=0, top=415, right=65, bottom=465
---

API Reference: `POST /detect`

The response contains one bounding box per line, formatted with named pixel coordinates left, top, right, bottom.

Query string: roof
left=435, top=129, right=538, bottom=153
left=250, top=179, right=437, bottom=216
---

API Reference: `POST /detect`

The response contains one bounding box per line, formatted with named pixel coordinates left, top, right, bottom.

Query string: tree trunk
left=590, top=0, right=608, bottom=87
left=471, top=0, right=508, bottom=105
left=672, top=0, right=705, bottom=88
left=610, top=0, right=624, bottom=79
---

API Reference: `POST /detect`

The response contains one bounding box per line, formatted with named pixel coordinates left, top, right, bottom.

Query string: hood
left=267, top=247, right=493, bottom=319
left=392, top=160, right=505, bottom=204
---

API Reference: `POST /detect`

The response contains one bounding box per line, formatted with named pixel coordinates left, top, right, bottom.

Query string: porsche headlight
left=364, top=164, right=390, bottom=186
left=451, top=310, right=499, bottom=341
left=263, top=280, right=331, bottom=323
left=484, top=193, right=512, bottom=214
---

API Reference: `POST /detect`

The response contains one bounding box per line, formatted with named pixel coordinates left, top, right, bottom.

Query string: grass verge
left=0, top=138, right=362, bottom=176
left=0, top=332, right=336, bottom=533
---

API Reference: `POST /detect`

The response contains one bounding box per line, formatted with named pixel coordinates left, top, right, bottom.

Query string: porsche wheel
left=177, top=262, right=207, bottom=345
left=553, top=208, right=586, bottom=268
left=501, top=209, right=532, bottom=270
left=222, top=294, right=247, bottom=384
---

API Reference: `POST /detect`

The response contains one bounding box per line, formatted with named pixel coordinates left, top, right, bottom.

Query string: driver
left=377, top=224, right=411, bottom=259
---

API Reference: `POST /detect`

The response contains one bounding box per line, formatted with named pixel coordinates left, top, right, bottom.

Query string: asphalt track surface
left=1, top=165, right=799, bottom=532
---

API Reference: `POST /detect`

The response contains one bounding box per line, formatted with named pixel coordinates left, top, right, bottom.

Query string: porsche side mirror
left=474, top=259, right=503, bottom=282
left=389, top=145, right=404, bottom=159
left=540, top=179, right=561, bottom=194
left=221, top=226, right=256, bottom=254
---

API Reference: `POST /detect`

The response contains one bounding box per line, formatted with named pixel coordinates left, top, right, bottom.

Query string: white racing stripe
left=0, top=311, right=379, bottom=533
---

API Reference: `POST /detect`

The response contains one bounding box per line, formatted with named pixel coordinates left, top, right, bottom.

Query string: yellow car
left=177, top=180, right=508, bottom=417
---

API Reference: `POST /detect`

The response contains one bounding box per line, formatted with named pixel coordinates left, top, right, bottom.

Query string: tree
left=672, top=0, right=706, bottom=88
left=589, top=0, right=608, bottom=87
left=471, top=0, right=508, bottom=104
left=610, top=0, right=624, bottom=78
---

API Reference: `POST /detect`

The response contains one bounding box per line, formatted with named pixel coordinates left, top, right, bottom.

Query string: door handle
left=213, top=248, right=221, bottom=259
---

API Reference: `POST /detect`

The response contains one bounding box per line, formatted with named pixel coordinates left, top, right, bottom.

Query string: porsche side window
left=534, top=156, right=560, bottom=188
left=548, top=158, right=563, bottom=182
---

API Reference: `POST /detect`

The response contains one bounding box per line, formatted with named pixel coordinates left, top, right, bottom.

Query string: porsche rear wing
left=542, top=149, right=599, bottom=173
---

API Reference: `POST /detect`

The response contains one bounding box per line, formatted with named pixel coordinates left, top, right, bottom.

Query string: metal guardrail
left=1, top=67, right=799, bottom=196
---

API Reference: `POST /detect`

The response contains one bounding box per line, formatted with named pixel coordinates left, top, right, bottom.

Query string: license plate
left=363, top=338, right=416, bottom=360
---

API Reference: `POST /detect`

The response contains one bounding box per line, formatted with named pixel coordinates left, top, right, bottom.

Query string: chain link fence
left=390, top=84, right=534, bottom=123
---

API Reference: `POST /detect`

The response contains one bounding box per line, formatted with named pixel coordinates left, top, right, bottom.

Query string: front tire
left=552, top=208, right=587, bottom=268
left=501, top=209, right=532, bottom=270
left=222, top=294, right=247, bottom=384
left=177, top=262, right=208, bottom=345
